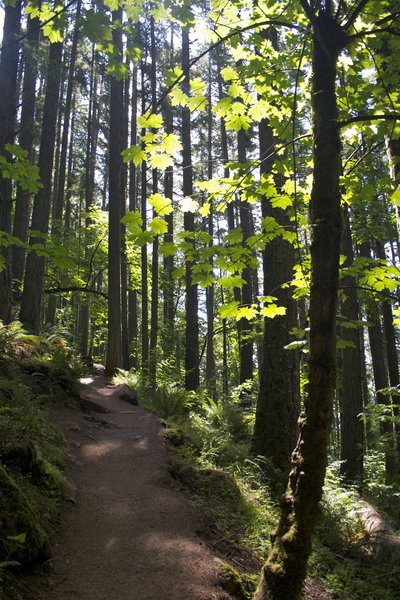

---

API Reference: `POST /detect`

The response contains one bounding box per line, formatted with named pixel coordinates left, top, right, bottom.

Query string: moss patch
left=218, top=561, right=257, bottom=600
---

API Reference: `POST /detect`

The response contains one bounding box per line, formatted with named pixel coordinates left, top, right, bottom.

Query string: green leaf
left=161, top=133, right=182, bottom=154
left=80, top=9, right=112, bottom=43
left=121, top=210, right=143, bottom=229
left=271, top=195, right=292, bottom=210
left=148, top=193, right=173, bottom=216
left=225, top=114, right=251, bottom=131
left=199, top=202, right=211, bottom=217
left=148, top=153, right=173, bottom=170
left=220, top=66, right=238, bottom=81
left=260, top=304, right=287, bottom=318
left=122, top=145, right=147, bottom=166
left=159, top=242, right=177, bottom=256
left=219, top=301, right=240, bottom=319
left=172, top=266, right=185, bottom=279
left=134, top=230, right=154, bottom=246
left=226, top=228, right=243, bottom=244
left=219, top=275, right=246, bottom=288
left=149, top=216, right=168, bottom=234
left=236, top=305, right=257, bottom=321
left=391, top=187, right=400, bottom=206
left=138, top=113, right=163, bottom=129
left=151, top=3, right=169, bottom=20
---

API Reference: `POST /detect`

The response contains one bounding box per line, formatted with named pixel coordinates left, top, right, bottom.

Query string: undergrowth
left=116, top=368, right=400, bottom=600
left=0, top=321, right=83, bottom=599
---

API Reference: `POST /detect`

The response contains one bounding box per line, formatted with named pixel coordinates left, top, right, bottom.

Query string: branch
left=339, top=113, right=400, bottom=128
left=44, top=286, right=108, bottom=299
left=343, top=0, right=372, bottom=30
left=348, top=27, right=400, bottom=41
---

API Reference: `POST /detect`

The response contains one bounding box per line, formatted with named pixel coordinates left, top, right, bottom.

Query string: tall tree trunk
left=140, top=60, right=149, bottom=373
left=162, top=98, right=175, bottom=355
left=359, top=242, right=398, bottom=476
left=0, top=1, right=21, bottom=323
left=182, top=27, right=199, bottom=391
left=252, top=115, right=300, bottom=474
left=79, top=47, right=98, bottom=358
left=12, top=13, right=40, bottom=295
left=149, top=16, right=159, bottom=385
left=237, top=129, right=254, bottom=385
left=128, top=64, right=139, bottom=368
left=120, top=66, right=130, bottom=370
left=20, top=41, right=63, bottom=333
left=339, top=206, right=364, bottom=483
left=105, top=8, right=123, bottom=374
left=205, top=61, right=216, bottom=395
left=254, top=12, right=345, bottom=599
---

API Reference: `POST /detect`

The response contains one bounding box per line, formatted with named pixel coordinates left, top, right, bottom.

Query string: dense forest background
left=1, top=0, right=400, bottom=598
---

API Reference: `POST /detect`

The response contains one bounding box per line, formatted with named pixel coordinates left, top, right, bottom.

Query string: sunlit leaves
left=149, top=217, right=168, bottom=234
left=0, top=144, right=42, bottom=193
left=148, top=153, right=173, bottom=170
left=148, top=194, right=173, bottom=216
left=122, top=145, right=146, bottom=166
left=138, top=113, right=163, bottom=129
left=25, top=2, right=66, bottom=42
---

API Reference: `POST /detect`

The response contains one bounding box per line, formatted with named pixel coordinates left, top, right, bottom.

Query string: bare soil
left=31, top=368, right=231, bottom=600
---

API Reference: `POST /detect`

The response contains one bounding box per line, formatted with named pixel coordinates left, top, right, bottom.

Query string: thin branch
left=339, top=113, right=400, bottom=128
left=343, top=0, right=372, bottom=30
left=44, top=286, right=108, bottom=299
left=343, top=141, right=385, bottom=176
left=348, top=27, right=400, bottom=41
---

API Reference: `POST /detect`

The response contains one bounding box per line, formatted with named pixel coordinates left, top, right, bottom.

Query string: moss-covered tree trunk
left=254, top=12, right=346, bottom=600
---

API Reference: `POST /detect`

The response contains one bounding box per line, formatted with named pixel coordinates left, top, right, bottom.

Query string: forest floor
left=21, top=367, right=331, bottom=600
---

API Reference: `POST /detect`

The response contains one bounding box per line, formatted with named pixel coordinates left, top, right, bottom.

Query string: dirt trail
left=36, top=370, right=230, bottom=600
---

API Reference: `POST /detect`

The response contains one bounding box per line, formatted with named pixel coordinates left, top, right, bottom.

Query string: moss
left=0, top=464, right=50, bottom=566
left=218, top=562, right=257, bottom=600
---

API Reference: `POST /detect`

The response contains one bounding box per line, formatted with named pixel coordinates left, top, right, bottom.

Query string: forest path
left=36, top=368, right=229, bottom=600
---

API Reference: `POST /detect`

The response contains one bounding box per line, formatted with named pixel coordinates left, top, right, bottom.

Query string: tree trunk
left=182, top=27, right=199, bottom=391
left=12, top=13, right=40, bottom=295
left=339, top=206, right=364, bottom=483
left=0, top=1, right=21, bottom=323
left=105, top=9, right=123, bottom=374
left=149, top=16, right=159, bottom=385
left=205, top=62, right=216, bottom=396
left=20, top=41, right=63, bottom=333
left=128, top=64, right=139, bottom=368
left=254, top=12, right=345, bottom=599
left=252, top=110, right=300, bottom=475
left=237, top=129, right=254, bottom=385
left=140, top=60, right=149, bottom=373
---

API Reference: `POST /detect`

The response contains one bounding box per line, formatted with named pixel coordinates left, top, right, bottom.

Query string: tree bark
left=252, top=104, right=299, bottom=475
left=12, top=13, right=40, bottom=294
left=254, top=11, right=345, bottom=598
left=339, top=206, right=364, bottom=483
left=20, top=41, right=63, bottom=333
left=0, top=1, right=22, bottom=323
left=105, top=8, right=124, bottom=374
left=182, top=27, right=200, bottom=391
